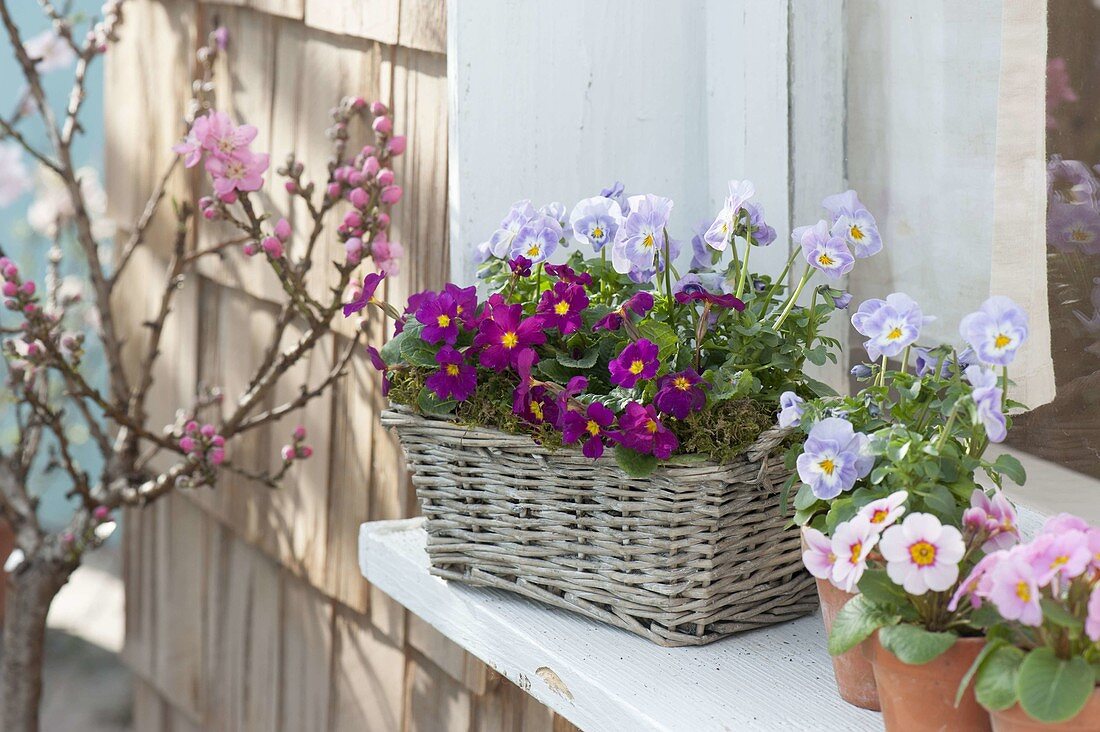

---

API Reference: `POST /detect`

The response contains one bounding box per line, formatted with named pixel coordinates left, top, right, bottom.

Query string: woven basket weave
left=382, top=404, right=817, bottom=646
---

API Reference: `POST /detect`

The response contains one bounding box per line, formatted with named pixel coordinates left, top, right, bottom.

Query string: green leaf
left=1040, top=599, right=1084, bottom=631
left=1017, top=647, right=1095, bottom=723
left=614, top=446, right=658, bottom=478
left=793, top=483, right=818, bottom=511
left=379, top=331, right=408, bottom=365
left=416, top=387, right=457, bottom=417
left=401, top=334, right=440, bottom=368
left=828, top=594, right=897, bottom=656
left=802, top=376, right=838, bottom=398
left=991, top=453, right=1027, bottom=486
left=921, top=484, right=959, bottom=522
left=956, top=639, right=1004, bottom=708
left=636, top=320, right=678, bottom=359
left=556, top=347, right=600, bottom=369
left=975, top=644, right=1024, bottom=711
left=856, top=569, right=907, bottom=608
left=878, top=624, right=957, bottom=665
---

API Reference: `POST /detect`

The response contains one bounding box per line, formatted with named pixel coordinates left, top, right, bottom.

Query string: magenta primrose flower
left=609, top=339, right=659, bottom=388
left=366, top=345, right=390, bottom=396
left=425, top=346, right=477, bottom=401
left=593, top=291, right=655, bottom=332
left=343, top=271, right=387, bottom=317
left=653, top=369, right=707, bottom=419
left=416, top=292, right=461, bottom=344
left=474, top=303, right=546, bottom=371
left=444, top=283, right=478, bottom=327
left=536, top=281, right=589, bottom=335
left=562, top=402, right=616, bottom=458
left=544, top=263, right=594, bottom=288
left=613, top=402, right=678, bottom=459
left=674, top=287, right=745, bottom=311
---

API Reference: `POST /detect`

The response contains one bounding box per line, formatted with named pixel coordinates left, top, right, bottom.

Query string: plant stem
left=876, top=354, right=888, bottom=388
left=936, top=401, right=961, bottom=451
left=773, top=264, right=814, bottom=331
left=735, top=232, right=752, bottom=299
left=1001, top=365, right=1008, bottom=412
left=899, top=345, right=911, bottom=377
left=761, top=247, right=801, bottom=315
left=662, top=227, right=674, bottom=326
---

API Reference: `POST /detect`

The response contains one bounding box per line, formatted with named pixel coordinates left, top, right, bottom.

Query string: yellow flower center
left=909, top=541, right=937, bottom=567
left=530, top=401, right=544, bottom=421
left=629, top=359, right=645, bottom=375
left=592, top=226, right=604, bottom=239
left=586, top=420, right=600, bottom=437
left=870, top=508, right=890, bottom=524
left=818, top=458, right=836, bottom=476
left=526, top=245, right=541, bottom=257
left=673, top=376, right=692, bottom=391
left=645, top=419, right=659, bottom=434
left=1071, top=227, right=1092, bottom=242
left=994, top=333, right=1011, bottom=349
left=501, top=332, right=518, bottom=349
left=436, top=314, right=451, bottom=328
left=642, top=233, right=655, bottom=249
left=849, top=541, right=863, bottom=565
left=887, top=327, right=903, bottom=340
left=1051, top=555, right=1069, bottom=570
left=849, top=224, right=865, bottom=241
left=554, top=301, right=570, bottom=315
left=445, top=364, right=460, bottom=376
left=1016, top=581, right=1031, bottom=602
left=818, top=253, right=835, bottom=266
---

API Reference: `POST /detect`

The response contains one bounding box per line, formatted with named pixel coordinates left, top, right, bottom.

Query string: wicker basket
left=382, top=405, right=816, bottom=646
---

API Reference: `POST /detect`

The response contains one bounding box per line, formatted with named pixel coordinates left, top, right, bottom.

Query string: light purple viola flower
left=959, top=296, right=1029, bottom=367
left=703, top=179, right=755, bottom=251
left=821, top=189, right=868, bottom=222
left=742, top=202, right=777, bottom=246
left=510, top=213, right=562, bottom=264
left=600, top=180, right=627, bottom=211
left=851, top=292, right=928, bottom=361
left=796, top=417, right=873, bottom=500
left=1048, top=155, right=1100, bottom=204
left=486, top=200, right=537, bottom=258
left=569, top=196, right=623, bottom=251
left=777, top=391, right=805, bottom=428
left=1048, top=201, right=1100, bottom=254
left=611, top=194, right=673, bottom=275
left=831, top=208, right=882, bottom=259
left=689, top=220, right=716, bottom=271
left=539, top=202, right=569, bottom=245
left=831, top=291, right=853, bottom=309
left=796, top=221, right=854, bottom=279
left=965, top=365, right=1006, bottom=443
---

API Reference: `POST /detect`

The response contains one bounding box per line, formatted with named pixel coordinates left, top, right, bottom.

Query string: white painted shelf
left=359, top=519, right=883, bottom=732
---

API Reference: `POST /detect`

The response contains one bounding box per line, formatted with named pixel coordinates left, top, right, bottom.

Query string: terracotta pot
left=815, top=578, right=881, bottom=711
left=868, top=634, right=990, bottom=732
left=990, top=688, right=1100, bottom=731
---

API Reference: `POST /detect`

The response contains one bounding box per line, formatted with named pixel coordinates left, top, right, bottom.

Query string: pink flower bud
left=370, top=101, right=388, bottom=116
left=212, top=26, right=229, bottom=51
left=22, top=303, right=36, bottom=315
left=219, top=191, right=238, bottom=204
left=347, top=171, right=364, bottom=187
left=203, top=208, right=218, bottom=221
left=242, top=242, right=257, bottom=256
left=386, top=136, right=407, bottom=155
left=344, top=211, right=363, bottom=229
left=377, top=212, right=390, bottom=228
left=284, top=181, right=298, bottom=194
left=326, top=182, right=343, bottom=199
left=334, top=166, right=349, bottom=183
left=348, top=188, right=369, bottom=209
left=209, top=448, right=225, bottom=466
left=281, top=445, right=295, bottom=462
left=351, top=96, right=367, bottom=111
left=361, top=145, right=376, bottom=157
left=298, top=445, right=313, bottom=459
left=261, top=236, right=284, bottom=258
left=380, top=185, right=403, bottom=205
left=1, top=282, right=16, bottom=297
left=0, top=257, right=10, bottom=269
left=60, top=531, right=75, bottom=546
left=3, top=264, right=18, bottom=279
left=179, top=436, right=196, bottom=452
left=198, top=196, right=214, bottom=210
left=372, top=116, right=393, bottom=135
left=376, top=169, right=395, bottom=186
left=212, top=435, right=226, bottom=447
left=200, top=423, right=216, bottom=438
left=20, top=281, right=35, bottom=296
left=293, top=426, right=307, bottom=441
left=362, top=156, right=380, bottom=177
left=345, top=239, right=363, bottom=265
left=185, top=420, right=199, bottom=433
left=93, top=506, right=111, bottom=522
left=274, top=218, right=292, bottom=241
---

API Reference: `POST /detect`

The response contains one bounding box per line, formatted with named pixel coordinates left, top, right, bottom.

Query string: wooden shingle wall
left=106, top=1, right=579, bottom=729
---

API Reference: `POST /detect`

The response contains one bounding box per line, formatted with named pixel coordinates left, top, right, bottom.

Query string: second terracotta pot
left=816, top=578, right=881, bottom=711
left=991, top=688, right=1100, bottom=731
left=868, top=633, right=990, bottom=732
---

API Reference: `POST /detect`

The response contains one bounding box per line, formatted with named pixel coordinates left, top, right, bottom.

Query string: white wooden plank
left=360, top=519, right=882, bottom=732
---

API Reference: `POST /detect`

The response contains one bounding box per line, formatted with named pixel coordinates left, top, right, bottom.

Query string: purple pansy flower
left=474, top=304, right=546, bottom=371
left=425, top=346, right=477, bottom=401
left=600, top=180, right=627, bottom=211
left=777, top=391, right=805, bottom=428
left=1047, top=202, right=1100, bottom=254
left=851, top=292, right=929, bottom=361
left=609, top=339, right=660, bottom=388
left=831, top=208, right=882, bottom=259
left=486, top=200, right=536, bottom=258
left=741, top=202, right=777, bottom=246
left=612, top=402, right=678, bottom=459
left=539, top=202, right=569, bottom=238
left=569, top=196, right=623, bottom=251
left=704, top=179, right=755, bottom=250
left=536, top=281, right=589, bottom=335
left=1048, top=155, right=1100, bottom=204
left=822, top=189, right=868, bottom=221
left=343, top=271, right=386, bottom=317
left=689, top=220, right=716, bottom=271
left=831, top=291, right=853, bottom=309
left=796, top=417, right=873, bottom=500
left=673, top=281, right=745, bottom=311
left=796, top=221, right=855, bottom=279
left=510, top=213, right=562, bottom=264
left=562, top=402, right=616, bottom=459
left=508, top=256, right=533, bottom=277
left=965, top=365, right=1006, bottom=443
left=415, top=291, right=460, bottom=344
left=611, top=194, right=673, bottom=275
left=959, top=296, right=1029, bottom=367
left=654, top=369, right=707, bottom=419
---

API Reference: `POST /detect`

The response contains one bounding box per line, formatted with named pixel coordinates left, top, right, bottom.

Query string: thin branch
left=0, top=116, right=60, bottom=173
left=110, top=158, right=178, bottom=286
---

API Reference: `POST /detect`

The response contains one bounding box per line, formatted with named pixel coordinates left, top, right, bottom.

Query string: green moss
left=388, top=369, right=773, bottom=464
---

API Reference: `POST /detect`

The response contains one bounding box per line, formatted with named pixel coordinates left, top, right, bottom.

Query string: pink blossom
left=179, top=436, right=196, bottom=453
left=370, top=101, right=388, bottom=116
left=274, top=218, right=292, bottom=241
left=344, top=237, right=364, bottom=265
left=326, top=182, right=342, bottom=198
left=362, top=156, right=380, bottom=177
left=93, top=506, right=111, bottom=522
left=24, top=30, right=76, bottom=73
left=879, top=513, right=965, bottom=595
left=261, top=236, right=284, bottom=258
left=293, top=426, right=306, bottom=440
left=988, top=555, right=1042, bottom=626
left=948, top=551, right=1002, bottom=612
left=1042, top=513, right=1089, bottom=535
left=202, top=111, right=259, bottom=159
left=1027, top=531, right=1091, bottom=586
left=963, top=489, right=1019, bottom=552
left=281, top=445, right=295, bottom=462
left=830, top=517, right=879, bottom=593
left=857, top=491, right=907, bottom=533
left=1087, top=586, right=1100, bottom=642
left=348, top=188, right=369, bottom=208
left=376, top=169, right=395, bottom=187
left=372, top=115, right=393, bottom=135
left=381, top=185, right=403, bottom=205
left=212, top=26, right=229, bottom=51
left=1088, top=529, right=1100, bottom=570
left=386, top=136, right=407, bottom=155
left=173, top=114, right=210, bottom=168
left=0, top=143, right=32, bottom=207
left=206, top=150, right=269, bottom=196
left=801, top=526, right=836, bottom=581
left=209, top=448, right=225, bottom=466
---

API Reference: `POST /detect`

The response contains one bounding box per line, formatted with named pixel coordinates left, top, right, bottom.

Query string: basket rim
left=381, top=401, right=793, bottom=471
